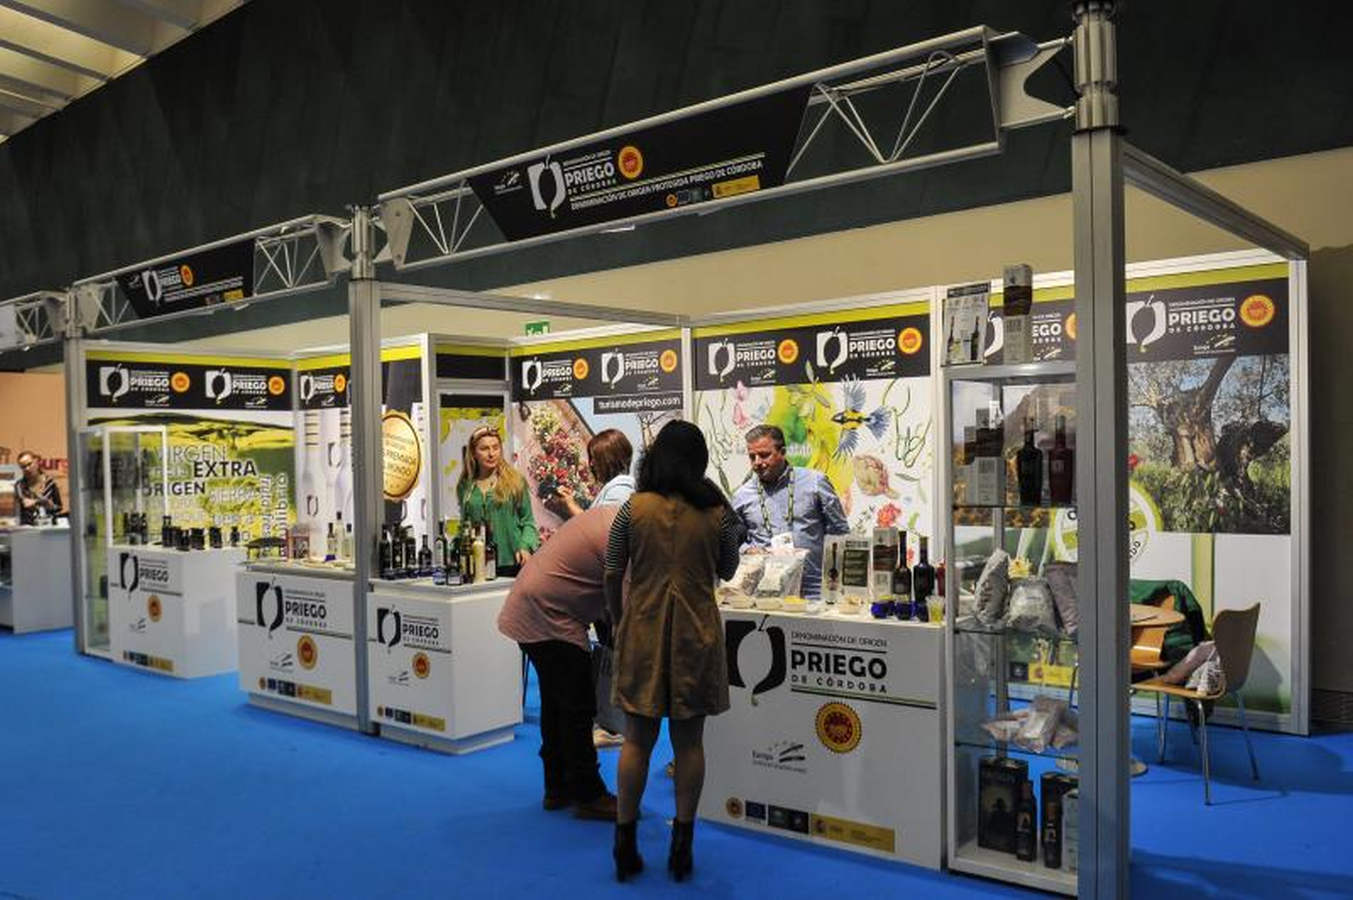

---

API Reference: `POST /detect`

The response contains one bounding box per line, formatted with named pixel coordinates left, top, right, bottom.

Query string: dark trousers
left=521, top=640, right=607, bottom=804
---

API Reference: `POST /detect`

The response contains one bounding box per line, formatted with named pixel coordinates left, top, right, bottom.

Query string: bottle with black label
left=892, top=532, right=912, bottom=620
left=1048, top=415, right=1074, bottom=504
left=484, top=522, right=497, bottom=580
left=446, top=536, right=463, bottom=586
left=381, top=526, right=395, bottom=579
left=1042, top=799, right=1062, bottom=869
left=161, top=515, right=173, bottom=548
left=911, top=536, right=935, bottom=619
left=434, top=520, right=448, bottom=574
left=325, top=522, right=338, bottom=562
left=1014, top=780, right=1037, bottom=862
left=418, top=535, right=433, bottom=578
left=1017, top=420, right=1044, bottom=506
left=404, top=529, right=417, bottom=578
left=230, top=525, right=240, bottom=548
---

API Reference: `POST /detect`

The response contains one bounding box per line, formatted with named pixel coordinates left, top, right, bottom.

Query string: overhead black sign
left=511, top=337, right=682, bottom=412
left=297, top=365, right=349, bottom=409
left=436, top=352, right=506, bottom=381
left=116, top=239, right=255, bottom=320
left=86, top=359, right=291, bottom=411
left=693, top=313, right=930, bottom=391
left=980, top=276, right=1288, bottom=364
left=469, top=86, right=810, bottom=241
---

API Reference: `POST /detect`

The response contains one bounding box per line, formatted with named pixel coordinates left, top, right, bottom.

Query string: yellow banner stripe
left=692, top=301, right=930, bottom=338
left=987, top=261, right=1290, bottom=306
left=85, top=350, right=286, bottom=368
left=508, top=328, right=683, bottom=357
left=295, top=346, right=423, bottom=369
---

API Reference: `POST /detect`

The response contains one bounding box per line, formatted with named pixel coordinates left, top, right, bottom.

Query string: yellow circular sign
left=659, top=349, right=678, bottom=373
left=898, top=327, right=924, bottom=355
left=334, top=373, right=348, bottom=394
left=725, top=797, right=744, bottom=818
left=573, top=358, right=590, bottom=380
left=147, top=595, right=162, bottom=623
left=777, top=339, right=799, bottom=365
left=815, top=702, right=862, bottom=753
left=618, top=145, right=644, bottom=180
left=413, top=651, right=431, bottom=679
left=297, top=635, right=318, bottom=670
left=665, top=194, right=678, bottom=208
left=267, top=375, right=286, bottom=396
left=1065, top=312, right=1078, bottom=341
left=382, top=410, right=423, bottom=501
left=1240, top=294, right=1276, bottom=328
left=179, top=264, right=195, bottom=287
left=170, top=372, right=190, bottom=393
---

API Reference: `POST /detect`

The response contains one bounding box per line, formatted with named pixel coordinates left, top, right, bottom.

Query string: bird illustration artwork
left=832, top=377, right=890, bottom=459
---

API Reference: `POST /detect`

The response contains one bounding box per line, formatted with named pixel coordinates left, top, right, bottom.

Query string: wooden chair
left=1135, top=604, right=1261, bottom=804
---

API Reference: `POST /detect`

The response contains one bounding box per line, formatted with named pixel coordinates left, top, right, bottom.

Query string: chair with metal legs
left=1136, top=603, right=1262, bottom=804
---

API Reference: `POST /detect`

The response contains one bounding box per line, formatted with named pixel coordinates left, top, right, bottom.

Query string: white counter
left=367, top=578, right=523, bottom=754
left=236, top=562, right=360, bottom=730
left=107, top=545, right=246, bottom=678
left=699, top=607, right=945, bottom=869
left=0, top=525, right=73, bottom=634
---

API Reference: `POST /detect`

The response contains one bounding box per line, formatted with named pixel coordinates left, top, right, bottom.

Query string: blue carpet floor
left=2, top=628, right=1351, bottom=899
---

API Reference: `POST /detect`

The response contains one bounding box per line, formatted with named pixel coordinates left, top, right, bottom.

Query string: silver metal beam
left=62, top=327, right=85, bottom=654
left=1072, top=3, right=1128, bottom=897
left=0, top=84, right=53, bottom=117
left=348, top=225, right=380, bottom=733
left=0, top=44, right=87, bottom=98
left=0, top=33, right=113, bottom=83
left=0, top=0, right=172, bottom=57
left=1122, top=142, right=1308, bottom=261
left=374, top=281, right=687, bottom=328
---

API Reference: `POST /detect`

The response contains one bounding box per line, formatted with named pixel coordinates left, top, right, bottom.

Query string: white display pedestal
left=236, top=563, right=359, bottom=730
left=0, top=525, right=73, bottom=633
left=367, top=579, right=522, bottom=754
left=107, top=545, right=245, bottom=678
left=700, top=609, right=945, bottom=870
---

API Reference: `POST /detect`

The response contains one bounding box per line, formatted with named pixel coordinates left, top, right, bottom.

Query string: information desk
left=700, top=609, right=945, bottom=869
left=236, top=562, right=360, bottom=730
left=107, top=545, right=246, bottom=678
left=367, top=579, right=522, bottom=755
left=0, top=525, right=73, bottom=633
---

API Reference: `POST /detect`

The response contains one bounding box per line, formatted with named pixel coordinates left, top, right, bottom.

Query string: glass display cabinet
left=77, top=425, right=168, bottom=654
left=943, top=359, right=1079, bottom=895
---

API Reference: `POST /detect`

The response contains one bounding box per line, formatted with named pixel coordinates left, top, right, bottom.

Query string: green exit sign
left=524, top=320, right=550, bottom=335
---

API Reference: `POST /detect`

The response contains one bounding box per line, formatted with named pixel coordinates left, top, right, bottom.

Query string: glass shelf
left=950, top=840, right=1077, bottom=895
left=953, top=617, right=1075, bottom=642
left=953, top=737, right=1079, bottom=764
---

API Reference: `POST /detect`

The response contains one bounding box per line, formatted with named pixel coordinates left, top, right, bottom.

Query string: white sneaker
left=593, top=726, right=624, bottom=748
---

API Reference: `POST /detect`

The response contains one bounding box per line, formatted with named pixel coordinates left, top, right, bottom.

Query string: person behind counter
left=731, top=424, right=848, bottom=599
left=546, top=428, right=635, bottom=519
left=15, top=450, right=61, bottom=526
left=498, top=504, right=622, bottom=822
left=456, top=426, right=539, bottom=576
left=603, top=420, right=740, bottom=882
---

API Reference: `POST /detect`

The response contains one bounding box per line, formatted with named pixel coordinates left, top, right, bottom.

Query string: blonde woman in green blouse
left=457, top=426, right=539, bottom=576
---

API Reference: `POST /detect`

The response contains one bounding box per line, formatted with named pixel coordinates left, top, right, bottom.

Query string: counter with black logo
left=108, top=544, right=246, bottom=678
left=236, top=562, right=358, bottom=729
left=700, top=609, right=944, bottom=868
left=0, top=525, right=73, bottom=633
left=366, top=578, right=522, bottom=754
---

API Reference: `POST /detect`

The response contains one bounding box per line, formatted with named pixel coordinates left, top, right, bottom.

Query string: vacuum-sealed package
left=756, top=549, right=809, bottom=601
left=974, top=549, right=1011, bottom=625
left=717, top=553, right=766, bottom=606
left=1005, top=577, right=1058, bottom=634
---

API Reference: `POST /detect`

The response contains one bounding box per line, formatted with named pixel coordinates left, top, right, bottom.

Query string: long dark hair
left=636, top=420, right=725, bottom=509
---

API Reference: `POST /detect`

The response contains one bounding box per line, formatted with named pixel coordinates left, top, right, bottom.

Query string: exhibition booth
left=10, top=8, right=1312, bottom=897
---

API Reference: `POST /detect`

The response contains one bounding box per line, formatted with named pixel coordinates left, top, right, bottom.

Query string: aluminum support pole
left=348, top=208, right=381, bottom=733
left=62, top=325, right=87, bottom=653
left=1072, top=2, right=1129, bottom=897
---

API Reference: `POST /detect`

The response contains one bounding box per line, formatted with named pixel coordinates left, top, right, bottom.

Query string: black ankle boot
left=668, top=819, right=694, bottom=881
left=614, top=821, right=643, bottom=882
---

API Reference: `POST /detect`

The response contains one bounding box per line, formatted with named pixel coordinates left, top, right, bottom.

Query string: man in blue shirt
left=731, top=424, right=849, bottom=599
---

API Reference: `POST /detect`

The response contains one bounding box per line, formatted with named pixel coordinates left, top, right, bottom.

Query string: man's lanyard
left=756, top=466, right=794, bottom=538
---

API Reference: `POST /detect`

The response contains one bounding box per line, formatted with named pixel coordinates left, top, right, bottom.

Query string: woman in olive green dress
left=456, top=426, right=538, bottom=576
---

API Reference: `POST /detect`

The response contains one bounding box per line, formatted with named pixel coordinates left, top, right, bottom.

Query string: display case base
left=247, top=693, right=360, bottom=731
left=378, top=722, right=516, bottom=756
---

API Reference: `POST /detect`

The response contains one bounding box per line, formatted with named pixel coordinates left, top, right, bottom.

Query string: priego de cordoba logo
left=527, top=158, right=566, bottom=218
left=520, top=359, right=543, bottom=395
left=815, top=702, right=862, bottom=753
left=600, top=351, right=625, bottom=388
left=297, top=635, right=318, bottom=670
left=119, top=551, right=139, bottom=592
left=299, top=374, right=315, bottom=402
left=99, top=365, right=131, bottom=403
left=206, top=369, right=234, bottom=403
left=376, top=607, right=402, bottom=648
left=725, top=616, right=787, bottom=706
left=1125, top=296, right=1168, bottom=352
left=707, top=340, right=736, bottom=381
left=255, top=582, right=285, bottom=636
left=816, top=329, right=848, bottom=374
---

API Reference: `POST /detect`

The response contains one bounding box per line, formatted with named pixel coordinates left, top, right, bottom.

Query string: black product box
left=978, top=756, right=1028, bottom=853
left=1040, top=772, right=1077, bottom=865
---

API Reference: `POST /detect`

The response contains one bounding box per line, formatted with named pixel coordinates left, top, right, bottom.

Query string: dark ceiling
left=1, top=0, right=1351, bottom=361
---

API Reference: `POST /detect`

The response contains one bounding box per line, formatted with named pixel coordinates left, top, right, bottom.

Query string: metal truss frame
left=70, top=213, right=351, bottom=335
left=377, top=26, right=1072, bottom=271
left=0, top=290, right=68, bottom=350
